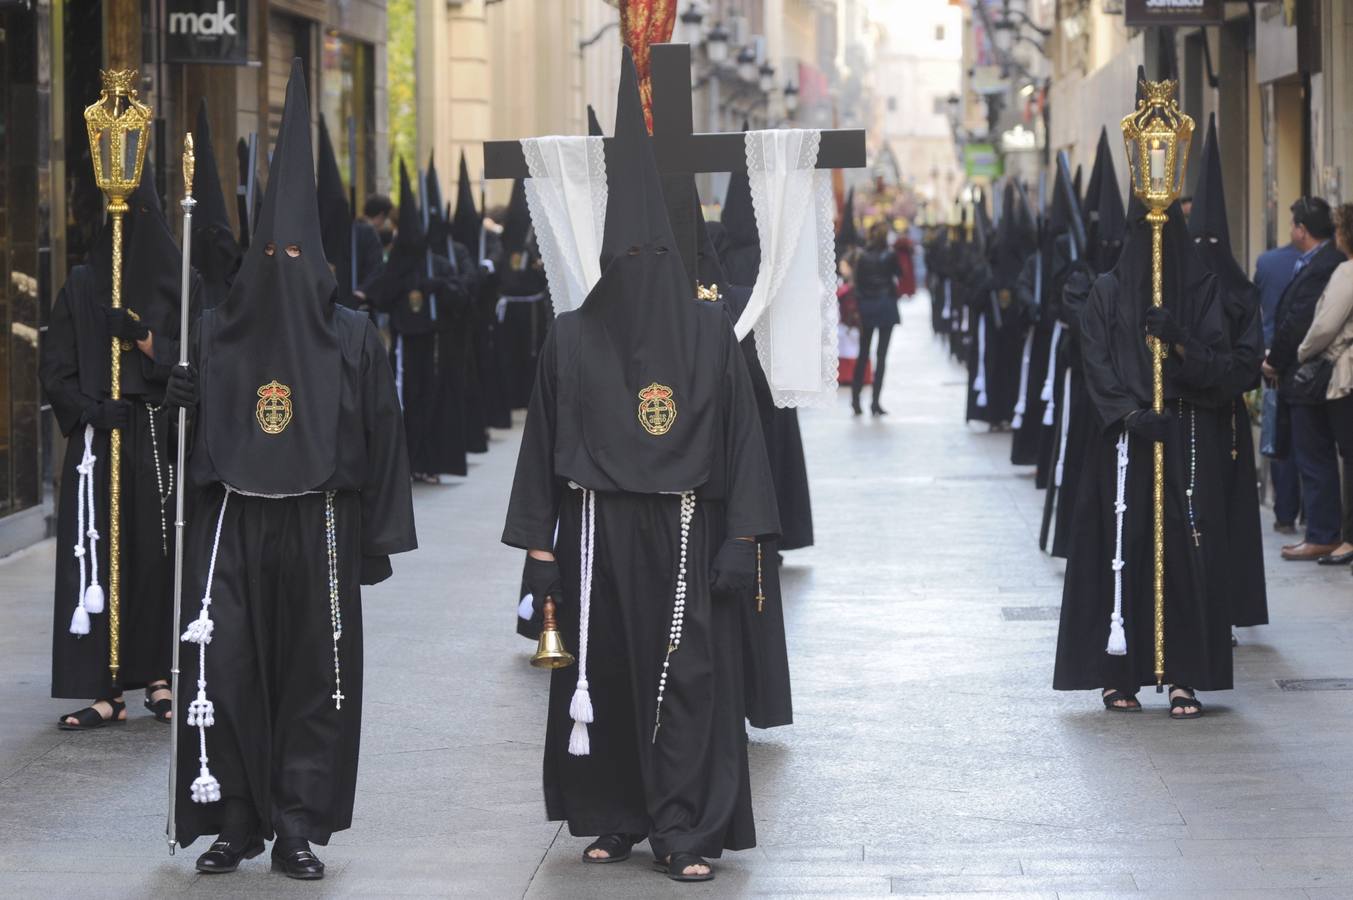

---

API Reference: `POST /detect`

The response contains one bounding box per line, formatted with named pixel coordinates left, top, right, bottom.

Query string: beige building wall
left=415, top=0, right=493, bottom=194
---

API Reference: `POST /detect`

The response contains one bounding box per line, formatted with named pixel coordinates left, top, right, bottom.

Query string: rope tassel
left=69, top=426, right=103, bottom=635
left=185, top=492, right=230, bottom=804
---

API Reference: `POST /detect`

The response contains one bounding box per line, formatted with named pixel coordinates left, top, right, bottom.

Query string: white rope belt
left=1012, top=329, right=1034, bottom=429
left=496, top=291, right=547, bottom=323
left=974, top=313, right=988, bottom=408
left=1054, top=368, right=1073, bottom=488
left=563, top=484, right=695, bottom=756
left=1041, top=322, right=1064, bottom=426
left=394, top=334, right=405, bottom=409
left=1106, top=431, right=1130, bottom=656
left=941, top=279, right=952, bottom=318
left=183, top=486, right=344, bottom=805
left=68, top=425, right=106, bottom=635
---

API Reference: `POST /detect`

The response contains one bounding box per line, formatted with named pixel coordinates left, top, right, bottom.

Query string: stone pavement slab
left=1, top=292, right=1350, bottom=898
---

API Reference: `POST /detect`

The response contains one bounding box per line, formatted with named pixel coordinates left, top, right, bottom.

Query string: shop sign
left=165, top=0, right=249, bottom=65
left=1124, top=0, right=1224, bottom=27
left=964, top=143, right=1003, bottom=180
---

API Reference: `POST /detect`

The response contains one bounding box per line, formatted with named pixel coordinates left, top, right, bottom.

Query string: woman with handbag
left=1296, top=203, right=1353, bottom=564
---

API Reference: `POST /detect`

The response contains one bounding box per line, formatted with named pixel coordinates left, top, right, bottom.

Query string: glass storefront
left=0, top=3, right=48, bottom=548
left=320, top=31, right=376, bottom=208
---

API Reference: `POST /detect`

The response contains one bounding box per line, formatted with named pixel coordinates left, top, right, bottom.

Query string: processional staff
left=165, top=132, right=196, bottom=855
left=1119, top=78, right=1194, bottom=691
left=82, top=69, right=153, bottom=682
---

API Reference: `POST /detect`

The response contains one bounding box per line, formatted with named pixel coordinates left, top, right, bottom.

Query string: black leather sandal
left=144, top=682, right=173, bottom=723
left=582, top=833, right=640, bottom=864
left=1169, top=687, right=1204, bottom=720
left=1101, top=689, right=1141, bottom=712
left=58, top=697, right=127, bottom=730
left=196, top=837, right=264, bottom=874
left=654, top=852, right=714, bottom=882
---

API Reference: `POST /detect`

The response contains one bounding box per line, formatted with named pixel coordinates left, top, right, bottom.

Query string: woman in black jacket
left=851, top=222, right=903, bottom=415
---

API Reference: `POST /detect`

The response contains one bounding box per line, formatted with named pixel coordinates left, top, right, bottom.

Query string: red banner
left=620, top=0, right=676, bottom=134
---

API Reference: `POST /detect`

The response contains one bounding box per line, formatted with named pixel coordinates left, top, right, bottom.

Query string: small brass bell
left=530, top=597, right=575, bottom=669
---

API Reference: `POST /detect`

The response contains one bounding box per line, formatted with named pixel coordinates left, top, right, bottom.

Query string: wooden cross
left=483, top=43, right=866, bottom=281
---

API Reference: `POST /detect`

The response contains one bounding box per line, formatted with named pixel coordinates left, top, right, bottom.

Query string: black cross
left=483, top=43, right=866, bottom=281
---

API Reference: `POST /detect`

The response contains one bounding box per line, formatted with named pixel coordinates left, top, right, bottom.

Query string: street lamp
left=758, top=62, right=775, bottom=93
left=737, top=46, right=758, bottom=83
left=784, top=79, right=799, bottom=114
left=679, top=2, right=704, bottom=47
left=706, top=21, right=730, bottom=65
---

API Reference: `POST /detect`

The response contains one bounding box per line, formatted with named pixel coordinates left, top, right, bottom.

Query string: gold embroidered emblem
left=997, top=288, right=1013, bottom=309
left=255, top=380, right=293, bottom=435
left=407, top=289, right=425, bottom=315
left=696, top=282, right=721, bottom=302
left=637, top=383, right=677, bottom=436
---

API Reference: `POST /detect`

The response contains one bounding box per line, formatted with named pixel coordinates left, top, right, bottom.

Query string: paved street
left=1, top=291, right=1351, bottom=898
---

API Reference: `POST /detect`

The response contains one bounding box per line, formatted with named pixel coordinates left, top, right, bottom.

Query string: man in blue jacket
left=1263, top=197, right=1348, bottom=559
left=1254, top=239, right=1302, bottom=532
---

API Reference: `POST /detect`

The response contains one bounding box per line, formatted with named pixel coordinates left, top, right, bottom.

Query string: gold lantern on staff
left=83, top=69, right=153, bottom=682
left=1119, top=78, right=1194, bottom=690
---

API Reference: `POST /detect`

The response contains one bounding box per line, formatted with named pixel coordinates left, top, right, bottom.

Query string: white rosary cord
left=1054, top=368, right=1073, bottom=488
left=145, top=402, right=174, bottom=557
left=653, top=492, right=696, bottom=744
left=1106, top=430, right=1130, bottom=656
left=325, top=492, right=345, bottom=710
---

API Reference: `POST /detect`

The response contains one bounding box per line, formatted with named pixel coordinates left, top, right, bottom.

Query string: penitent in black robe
left=704, top=218, right=794, bottom=730
left=175, top=310, right=415, bottom=846
left=41, top=265, right=196, bottom=698
left=502, top=311, right=779, bottom=859
left=1054, top=208, right=1233, bottom=693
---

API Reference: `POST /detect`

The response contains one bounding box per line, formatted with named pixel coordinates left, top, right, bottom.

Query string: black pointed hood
left=451, top=151, right=480, bottom=251
left=197, top=58, right=342, bottom=495
left=1073, top=164, right=1084, bottom=209
left=1082, top=128, right=1110, bottom=225
left=424, top=153, right=452, bottom=260
left=501, top=178, right=530, bottom=255
left=316, top=114, right=355, bottom=293
left=1187, top=113, right=1249, bottom=292
left=836, top=187, right=861, bottom=258
left=1092, top=132, right=1126, bottom=272
left=190, top=99, right=241, bottom=307
left=559, top=47, right=725, bottom=494
left=587, top=104, right=604, bottom=137
left=234, top=135, right=263, bottom=248
left=1049, top=161, right=1076, bottom=236
left=722, top=168, right=757, bottom=251
left=392, top=158, right=426, bottom=258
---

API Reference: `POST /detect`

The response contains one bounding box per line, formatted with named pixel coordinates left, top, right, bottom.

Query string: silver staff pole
left=167, top=132, right=197, bottom=855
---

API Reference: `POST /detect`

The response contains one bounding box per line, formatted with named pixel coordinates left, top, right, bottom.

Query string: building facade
left=0, top=0, right=388, bottom=556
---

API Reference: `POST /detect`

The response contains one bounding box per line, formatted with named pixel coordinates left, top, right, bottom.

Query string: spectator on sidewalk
left=1254, top=237, right=1303, bottom=533
left=1263, top=197, right=1348, bottom=560
left=1296, top=203, right=1353, bottom=566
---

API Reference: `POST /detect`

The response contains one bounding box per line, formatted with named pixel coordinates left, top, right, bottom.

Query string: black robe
left=495, top=243, right=553, bottom=411
left=1208, top=279, right=1268, bottom=627
left=1054, top=253, right=1233, bottom=693
left=175, top=308, right=415, bottom=847
left=41, top=266, right=195, bottom=698
left=1040, top=268, right=1096, bottom=557
left=502, top=308, right=779, bottom=859
left=373, top=249, right=478, bottom=477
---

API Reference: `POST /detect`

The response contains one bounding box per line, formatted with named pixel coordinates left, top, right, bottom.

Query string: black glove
left=710, top=539, right=758, bottom=598
left=104, top=307, right=150, bottom=343
left=1125, top=408, right=1174, bottom=444
left=521, top=555, right=564, bottom=617
left=1144, top=306, right=1188, bottom=346
left=165, top=364, right=198, bottom=410
left=81, top=399, right=133, bottom=432
left=418, top=277, right=446, bottom=299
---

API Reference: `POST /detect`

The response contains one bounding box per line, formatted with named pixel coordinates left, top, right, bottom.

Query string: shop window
left=321, top=33, right=376, bottom=211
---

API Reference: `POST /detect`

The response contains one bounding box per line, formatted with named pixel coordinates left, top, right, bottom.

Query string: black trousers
left=852, top=323, right=894, bottom=405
